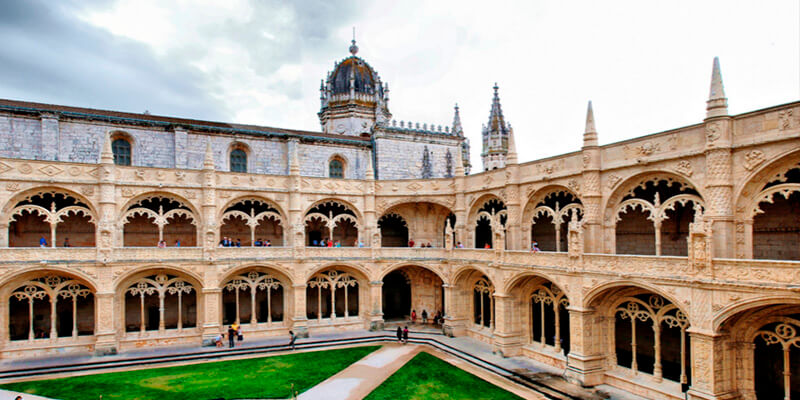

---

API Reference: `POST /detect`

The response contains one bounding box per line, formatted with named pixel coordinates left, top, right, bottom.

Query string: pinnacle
left=706, top=56, right=728, bottom=119
left=583, top=100, right=598, bottom=147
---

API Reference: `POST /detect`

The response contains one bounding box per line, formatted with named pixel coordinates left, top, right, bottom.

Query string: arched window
left=230, top=149, right=247, bottom=173
left=112, top=139, right=131, bottom=166
left=329, top=159, right=344, bottom=179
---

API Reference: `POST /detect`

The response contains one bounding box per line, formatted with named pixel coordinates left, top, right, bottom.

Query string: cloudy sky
left=1, top=1, right=798, bottom=168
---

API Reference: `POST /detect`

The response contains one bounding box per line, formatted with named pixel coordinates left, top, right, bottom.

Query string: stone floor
left=0, top=329, right=650, bottom=400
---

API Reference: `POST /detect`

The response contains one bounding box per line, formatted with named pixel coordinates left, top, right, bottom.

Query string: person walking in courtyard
left=227, top=325, right=236, bottom=348
left=402, top=326, right=409, bottom=344
left=288, top=330, right=297, bottom=350
left=411, top=309, right=417, bottom=324
left=421, top=309, right=428, bottom=324
left=396, top=326, right=402, bottom=343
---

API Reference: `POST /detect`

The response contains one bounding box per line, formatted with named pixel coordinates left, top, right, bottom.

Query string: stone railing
left=1, top=246, right=799, bottom=289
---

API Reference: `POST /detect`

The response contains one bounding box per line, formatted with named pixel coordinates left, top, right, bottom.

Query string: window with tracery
left=613, top=293, right=690, bottom=384
left=304, top=201, right=359, bottom=246
left=528, top=190, right=583, bottom=252
left=754, top=317, right=800, bottom=399
left=306, top=270, right=359, bottom=321
left=473, top=276, right=494, bottom=329
left=8, top=191, right=96, bottom=247
left=124, top=274, right=195, bottom=333
left=8, top=275, right=94, bottom=340
left=222, top=271, right=283, bottom=325
left=121, top=196, right=197, bottom=247
left=530, top=282, right=570, bottom=354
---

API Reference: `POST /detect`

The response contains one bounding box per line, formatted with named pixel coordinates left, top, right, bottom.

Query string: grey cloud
left=0, top=0, right=230, bottom=120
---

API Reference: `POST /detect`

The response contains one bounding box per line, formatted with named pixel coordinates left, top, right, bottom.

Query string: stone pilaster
left=492, top=294, right=523, bottom=356
left=93, top=292, right=117, bottom=355
left=442, top=284, right=466, bottom=337
left=368, top=281, right=384, bottom=331
left=287, top=139, right=304, bottom=253
left=201, top=288, right=222, bottom=340
left=291, top=283, right=309, bottom=338
left=201, top=141, right=217, bottom=254
left=687, top=330, right=732, bottom=400
left=564, top=306, right=606, bottom=386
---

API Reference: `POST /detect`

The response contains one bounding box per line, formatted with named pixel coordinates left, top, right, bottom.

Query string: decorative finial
left=583, top=100, right=598, bottom=147
left=706, top=56, right=728, bottom=119
left=349, top=27, right=358, bottom=56
left=493, top=82, right=499, bottom=93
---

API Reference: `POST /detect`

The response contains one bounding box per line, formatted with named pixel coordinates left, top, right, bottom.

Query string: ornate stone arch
left=118, top=192, right=200, bottom=247
left=582, top=280, right=686, bottom=317
left=2, top=187, right=98, bottom=247
left=602, top=170, right=705, bottom=224
left=379, top=262, right=448, bottom=286
left=713, top=295, right=800, bottom=333
left=502, top=271, right=567, bottom=296
left=303, top=198, right=363, bottom=222
left=218, top=263, right=295, bottom=288
left=217, top=196, right=287, bottom=223
left=467, top=193, right=505, bottom=224
left=219, top=196, right=285, bottom=246
left=304, top=262, right=372, bottom=284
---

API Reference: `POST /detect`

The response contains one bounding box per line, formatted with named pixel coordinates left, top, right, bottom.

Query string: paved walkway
left=0, top=389, right=55, bottom=400
left=299, top=343, right=421, bottom=400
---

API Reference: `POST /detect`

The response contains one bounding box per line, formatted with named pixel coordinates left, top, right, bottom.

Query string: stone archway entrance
left=382, top=266, right=444, bottom=324
left=382, top=270, right=411, bottom=320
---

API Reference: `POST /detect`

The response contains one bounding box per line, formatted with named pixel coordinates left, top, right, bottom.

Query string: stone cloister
left=0, top=62, right=797, bottom=399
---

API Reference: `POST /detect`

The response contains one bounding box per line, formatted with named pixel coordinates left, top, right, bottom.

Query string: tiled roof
left=0, top=98, right=372, bottom=144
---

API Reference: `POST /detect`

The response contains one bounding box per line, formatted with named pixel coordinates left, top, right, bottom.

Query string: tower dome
left=319, top=38, right=391, bottom=136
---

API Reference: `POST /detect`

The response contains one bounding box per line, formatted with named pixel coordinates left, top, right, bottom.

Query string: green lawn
left=1, top=345, right=379, bottom=400
left=365, top=351, right=524, bottom=400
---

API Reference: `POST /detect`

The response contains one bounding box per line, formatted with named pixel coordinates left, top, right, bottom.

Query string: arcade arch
left=6, top=273, right=94, bottom=341
left=219, top=198, right=284, bottom=246
left=470, top=197, right=506, bottom=249
left=523, top=188, right=583, bottom=252
left=304, top=200, right=359, bottom=246
left=122, top=272, right=198, bottom=333
left=378, top=213, right=408, bottom=247
left=305, top=266, right=367, bottom=323
left=588, top=285, right=691, bottom=384
left=380, top=265, right=444, bottom=322
left=221, top=268, right=287, bottom=327
left=609, top=174, right=704, bottom=256
left=6, top=189, right=96, bottom=247
left=506, top=274, right=570, bottom=355
left=379, top=202, right=454, bottom=247
left=120, top=195, right=198, bottom=247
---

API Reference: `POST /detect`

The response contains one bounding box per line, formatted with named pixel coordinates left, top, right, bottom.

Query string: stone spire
left=506, top=124, right=518, bottom=164
left=706, top=57, right=728, bottom=119
left=452, top=103, right=463, bottom=137
left=481, top=83, right=511, bottom=171
left=583, top=101, right=598, bottom=147
left=100, top=132, right=114, bottom=164
left=203, top=141, right=215, bottom=170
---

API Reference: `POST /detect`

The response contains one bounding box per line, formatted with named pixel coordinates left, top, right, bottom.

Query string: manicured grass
left=1, top=345, right=379, bottom=400
left=365, top=351, right=524, bottom=400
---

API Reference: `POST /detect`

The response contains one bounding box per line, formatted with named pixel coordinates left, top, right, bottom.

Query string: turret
left=481, top=83, right=511, bottom=171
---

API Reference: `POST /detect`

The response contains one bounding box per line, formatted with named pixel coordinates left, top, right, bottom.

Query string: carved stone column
left=687, top=330, right=732, bottom=400
left=368, top=281, right=384, bottom=331
left=564, top=306, right=606, bottom=387
left=291, top=283, right=309, bottom=338
left=97, top=133, right=116, bottom=261
left=581, top=101, right=603, bottom=253
left=492, top=293, right=523, bottom=357
left=201, top=142, right=217, bottom=256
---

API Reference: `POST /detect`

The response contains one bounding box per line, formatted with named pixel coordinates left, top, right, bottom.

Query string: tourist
left=411, top=309, right=417, bottom=324
left=402, top=326, right=409, bottom=344
left=266, top=239, right=272, bottom=247
left=358, top=239, right=364, bottom=248
left=434, top=310, right=442, bottom=325
left=289, top=330, right=297, bottom=350
left=39, top=236, right=47, bottom=247
left=236, top=238, right=241, bottom=247
left=484, top=242, right=491, bottom=249
left=227, top=325, right=236, bottom=348
left=215, top=332, right=223, bottom=348
left=408, top=238, right=415, bottom=247
left=426, top=242, right=432, bottom=248
left=254, top=238, right=262, bottom=246
left=421, top=309, right=428, bottom=324
left=327, top=239, right=333, bottom=248
left=312, top=239, right=318, bottom=247
left=396, top=326, right=402, bottom=343
left=456, top=241, right=463, bottom=248
left=237, top=326, right=244, bottom=343
left=334, top=240, right=341, bottom=247
left=63, top=237, right=70, bottom=247
left=158, top=240, right=166, bottom=248
left=174, top=239, right=181, bottom=247
left=531, top=241, right=540, bottom=252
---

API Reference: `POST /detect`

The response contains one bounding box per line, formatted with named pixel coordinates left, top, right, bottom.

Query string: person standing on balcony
left=266, top=239, right=272, bottom=247
left=174, top=239, right=181, bottom=247
left=408, top=238, right=415, bottom=247
left=531, top=241, right=540, bottom=252
left=63, top=238, right=70, bottom=247
left=39, top=236, right=47, bottom=247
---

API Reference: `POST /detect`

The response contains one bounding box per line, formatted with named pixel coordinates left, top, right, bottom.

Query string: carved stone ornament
left=18, top=164, right=33, bottom=174
left=675, top=160, right=693, bottom=177
left=121, top=187, right=135, bottom=197
left=567, top=179, right=581, bottom=195
left=688, top=205, right=713, bottom=271
left=5, top=182, right=20, bottom=192
left=606, top=174, right=622, bottom=189
left=743, top=150, right=766, bottom=171
left=706, top=122, right=721, bottom=142
left=779, top=109, right=793, bottom=130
